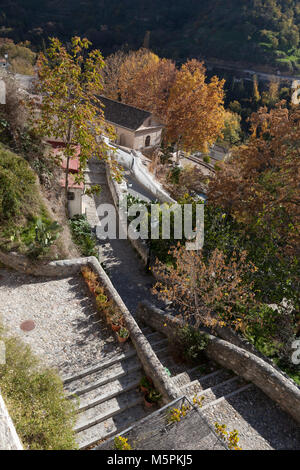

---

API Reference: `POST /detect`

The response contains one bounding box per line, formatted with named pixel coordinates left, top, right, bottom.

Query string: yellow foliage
left=166, top=60, right=225, bottom=152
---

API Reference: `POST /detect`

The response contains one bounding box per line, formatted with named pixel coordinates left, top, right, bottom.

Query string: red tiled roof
left=60, top=173, right=84, bottom=189
left=47, top=140, right=81, bottom=172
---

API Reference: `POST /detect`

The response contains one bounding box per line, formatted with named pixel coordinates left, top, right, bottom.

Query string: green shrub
left=22, top=216, right=62, bottom=258
left=174, top=326, right=209, bottom=365
left=0, top=145, right=37, bottom=221
left=0, top=326, right=77, bottom=450
left=69, top=214, right=98, bottom=257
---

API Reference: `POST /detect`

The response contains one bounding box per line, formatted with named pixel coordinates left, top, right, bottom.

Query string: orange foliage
left=119, top=57, right=176, bottom=120
left=208, top=103, right=300, bottom=257
left=152, top=246, right=256, bottom=331
left=165, top=59, right=225, bottom=152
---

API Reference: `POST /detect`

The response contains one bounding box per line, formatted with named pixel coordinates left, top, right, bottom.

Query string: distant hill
left=1, top=0, right=300, bottom=73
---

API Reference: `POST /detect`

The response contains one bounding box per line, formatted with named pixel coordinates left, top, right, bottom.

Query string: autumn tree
left=208, top=103, right=300, bottom=259
left=101, top=49, right=127, bottom=100
left=207, top=104, right=300, bottom=361
left=118, top=48, right=160, bottom=104
left=119, top=57, right=176, bottom=120
left=217, top=110, right=242, bottom=147
left=261, top=78, right=280, bottom=107
left=152, top=245, right=257, bottom=332
left=165, top=60, right=225, bottom=156
left=0, top=75, right=27, bottom=150
left=252, top=74, right=261, bottom=104
left=34, top=36, right=114, bottom=207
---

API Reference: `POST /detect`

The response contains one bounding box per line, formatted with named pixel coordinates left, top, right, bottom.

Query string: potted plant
left=144, top=388, right=162, bottom=408
left=81, top=268, right=98, bottom=293
left=106, top=309, right=122, bottom=331
left=117, top=327, right=129, bottom=343
left=139, top=376, right=153, bottom=394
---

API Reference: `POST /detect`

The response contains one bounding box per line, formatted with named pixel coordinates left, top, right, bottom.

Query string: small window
left=148, top=119, right=152, bottom=126
left=67, top=191, right=75, bottom=200
left=145, top=135, right=151, bottom=147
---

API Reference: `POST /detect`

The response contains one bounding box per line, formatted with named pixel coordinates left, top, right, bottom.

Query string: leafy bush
left=0, top=146, right=62, bottom=258
left=174, top=326, right=209, bottom=365
left=0, top=325, right=77, bottom=450
left=69, top=214, right=98, bottom=257
left=22, top=216, right=62, bottom=258
left=0, top=145, right=37, bottom=221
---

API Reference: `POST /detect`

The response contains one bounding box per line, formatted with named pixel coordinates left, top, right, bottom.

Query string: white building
left=100, top=96, right=164, bottom=151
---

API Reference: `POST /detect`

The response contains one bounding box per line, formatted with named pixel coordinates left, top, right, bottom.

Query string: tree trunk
left=65, top=155, right=70, bottom=215
left=64, top=120, right=73, bottom=216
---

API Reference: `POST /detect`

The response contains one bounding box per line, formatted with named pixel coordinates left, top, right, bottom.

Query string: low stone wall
left=0, top=252, right=180, bottom=404
left=0, top=250, right=89, bottom=277
left=0, top=393, right=23, bottom=450
left=137, top=301, right=300, bottom=424
left=88, top=257, right=181, bottom=403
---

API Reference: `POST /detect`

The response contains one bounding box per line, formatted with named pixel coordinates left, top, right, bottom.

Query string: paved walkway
left=84, top=160, right=161, bottom=315
left=0, top=268, right=123, bottom=376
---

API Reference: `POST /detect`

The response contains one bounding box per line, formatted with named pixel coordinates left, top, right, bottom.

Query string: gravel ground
left=202, top=385, right=300, bottom=450
left=0, top=268, right=123, bottom=376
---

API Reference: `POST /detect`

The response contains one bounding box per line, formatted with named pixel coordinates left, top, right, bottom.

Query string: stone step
left=173, top=366, right=232, bottom=391
left=85, top=168, right=106, bottom=175
left=75, top=369, right=143, bottom=412
left=140, top=325, right=154, bottom=335
left=145, top=331, right=165, bottom=343
left=171, top=364, right=207, bottom=388
left=63, top=349, right=137, bottom=385
left=65, top=356, right=142, bottom=397
left=201, top=383, right=253, bottom=411
left=74, top=389, right=143, bottom=433
left=85, top=177, right=107, bottom=185
left=150, top=337, right=169, bottom=351
left=184, top=376, right=244, bottom=407
left=76, top=404, right=147, bottom=450
left=162, top=358, right=190, bottom=377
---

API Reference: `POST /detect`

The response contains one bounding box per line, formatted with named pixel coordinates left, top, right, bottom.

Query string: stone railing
left=104, top=137, right=175, bottom=204
left=0, top=392, right=23, bottom=450
left=0, top=251, right=180, bottom=404
left=137, top=301, right=300, bottom=424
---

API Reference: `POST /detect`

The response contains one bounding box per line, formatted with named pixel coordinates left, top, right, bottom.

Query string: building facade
left=100, top=96, right=164, bottom=151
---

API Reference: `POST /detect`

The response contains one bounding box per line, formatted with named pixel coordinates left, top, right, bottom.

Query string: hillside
left=1, top=0, right=300, bottom=73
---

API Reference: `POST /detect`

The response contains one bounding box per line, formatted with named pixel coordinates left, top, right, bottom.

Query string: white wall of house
left=133, top=128, right=163, bottom=149
left=114, top=125, right=135, bottom=148
left=112, top=122, right=163, bottom=150
left=67, top=188, right=83, bottom=218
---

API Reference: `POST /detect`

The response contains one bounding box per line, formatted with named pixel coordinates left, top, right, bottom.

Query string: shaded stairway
left=62, top=329, right=170, bottom=449
left=136, top=323, right=300, bottom=450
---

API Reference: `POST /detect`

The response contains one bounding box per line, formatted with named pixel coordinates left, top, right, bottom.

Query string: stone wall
left=0, top=393, right=23, bottom=450
left=137, top=301, right=300, bottom=424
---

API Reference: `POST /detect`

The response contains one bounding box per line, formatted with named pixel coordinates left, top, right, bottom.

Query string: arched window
left=145, top=135, right=151, bottom=147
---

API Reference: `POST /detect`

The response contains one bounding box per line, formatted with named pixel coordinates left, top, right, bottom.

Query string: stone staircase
left=62, top=328, right=170, bottom=449
left=136, top=325, right=300, bottom=450
left=63, top=323, right=299, bottom=450
left=63, top=324, right=252, bottom=449
left=82, top=160, right=108, bottom=229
